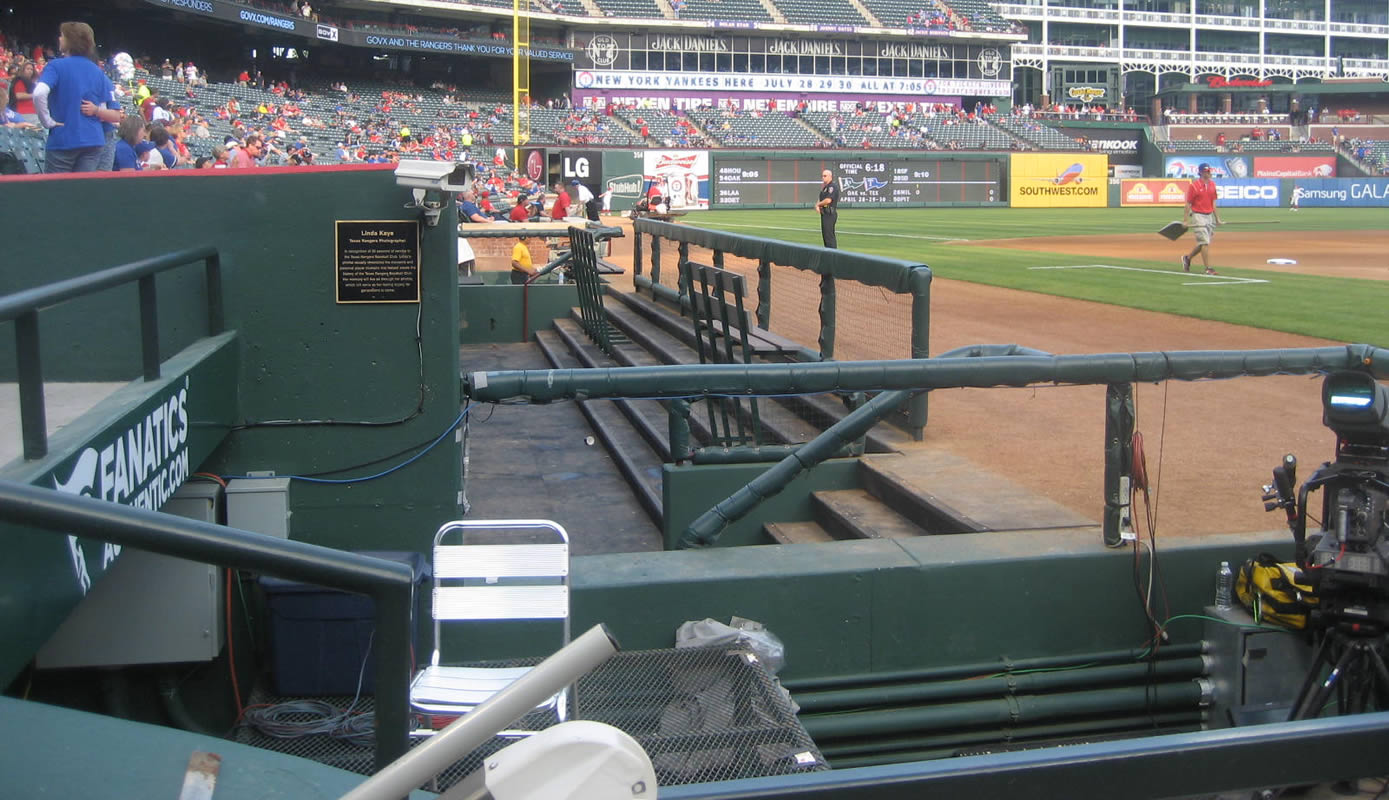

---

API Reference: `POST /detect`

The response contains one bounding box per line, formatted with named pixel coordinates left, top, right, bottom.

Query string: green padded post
left=1104, top=382, right=1136, bottom=548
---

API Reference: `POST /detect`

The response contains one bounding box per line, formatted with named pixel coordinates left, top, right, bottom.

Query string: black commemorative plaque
left=336, top=220, right=421, bottom=303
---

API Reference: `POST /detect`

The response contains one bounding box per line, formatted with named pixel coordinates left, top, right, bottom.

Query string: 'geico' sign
left=1217, top=185, right=1277, bottom=200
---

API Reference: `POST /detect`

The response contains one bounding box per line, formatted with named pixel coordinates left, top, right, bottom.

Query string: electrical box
left=226, top=477, right=292, bottom=538
left=1203, top=604, right=1314, bottom=728
left=36, top=481, right=225, bottom=668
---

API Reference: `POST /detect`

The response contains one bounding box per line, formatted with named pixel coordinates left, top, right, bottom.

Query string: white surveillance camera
left=395, top=159, right=472, bottom=192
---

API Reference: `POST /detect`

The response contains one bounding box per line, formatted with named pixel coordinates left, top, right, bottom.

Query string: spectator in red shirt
left=550, top=180, right=571, bottom=220
left=1180, top=163, right=1222, bottom=275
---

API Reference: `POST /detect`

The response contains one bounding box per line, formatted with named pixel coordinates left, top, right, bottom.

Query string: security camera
left=395, top=159, right=472, bottom=192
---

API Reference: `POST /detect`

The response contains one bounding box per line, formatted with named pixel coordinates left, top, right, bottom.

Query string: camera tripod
left=1287, top=617, right=1389, bottom=723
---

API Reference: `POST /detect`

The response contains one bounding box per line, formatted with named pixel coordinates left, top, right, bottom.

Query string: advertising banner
left=1292, top=178, right=1389, bottom=207
left=574, top=70, right=1011, bottom=98
left=712, top=155, right=1002, bottom=207
left=1056, top=126, right=1143, bottom=166
left=1164, top=156, right=1251, bottom=179
left=521, top=149, right=547, bottom=185
left=576, top=32, right=1008, bottom=82
left=574, top=90, right=962, bottom=113
left=139, top=0, right=574, bottom=61
left=1009, top=154, right=1108, bottom=208
left=644, top=150, right=710, bottom=210
left=1120, top=178, right=1188, bottom=207
left=1214, top=179, right=1281, bottom=207
left=553, top=151, right=604, bottom=210
left=1112, top=165, right=1142, bottom=179
left=600, top=151, right=645, bottom=212
left=1253, top=156, right=1335, bottom=178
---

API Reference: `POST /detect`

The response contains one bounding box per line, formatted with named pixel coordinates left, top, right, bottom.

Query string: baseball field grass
left=681, top=207, right=1389, bottom=346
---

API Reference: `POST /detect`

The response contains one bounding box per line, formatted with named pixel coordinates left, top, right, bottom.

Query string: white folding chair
left=409, top=519, right=571, bottom=737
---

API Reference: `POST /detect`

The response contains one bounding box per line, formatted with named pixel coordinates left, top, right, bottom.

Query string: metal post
left=1104, top=382, right=1135, bottom=548
left=678, top=241, right=690, bottom=310
left=649, top=235, right=661, bottom=296
left=138, top=275, right=160, bottom=381
left=756, top=256, right=771, bottom=330
left=204, top=252, right=224, bottom=335
left=668, top=398, right=691, bottom=464
left=371, top=584, right=414, bottom=771
left=632, top=228, right=643, bottom=278
left=909, top=267, right=932, bottom=438
left=818, top=273, right=836, bottom=361
left=15, top=310, right=46, bottom=461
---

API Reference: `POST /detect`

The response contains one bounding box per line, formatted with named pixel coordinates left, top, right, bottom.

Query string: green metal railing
left=0, top=479, right=415, bottom=771
left=632, top=218, right=932, bottom=439
left=0, top=246, right=224, bottom=461
left=681, top=260, right=764, bottom=451
left=464, top=344, right=1389, bottom=548
left=567, top=227, right=624, bottom=356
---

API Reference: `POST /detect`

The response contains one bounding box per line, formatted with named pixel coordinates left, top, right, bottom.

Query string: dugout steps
left=535, top=286, right=1096, bottom=543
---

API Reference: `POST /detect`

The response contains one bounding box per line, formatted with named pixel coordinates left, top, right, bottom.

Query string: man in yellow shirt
left=510, top=236, right=535, bottom=285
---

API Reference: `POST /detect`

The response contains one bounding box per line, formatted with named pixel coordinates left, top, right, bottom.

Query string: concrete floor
left=458, top=341, right=662, bottom=556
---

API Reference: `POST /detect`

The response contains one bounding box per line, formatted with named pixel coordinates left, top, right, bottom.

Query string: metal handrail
left=631, top=218, right=933, bottom=439
left=0, top=246, right=224, bottom=461
left=0, top=478, right=415, bottom=771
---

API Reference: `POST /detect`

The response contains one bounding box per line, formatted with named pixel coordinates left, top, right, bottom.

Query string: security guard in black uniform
left=816, top=168, right=839, bottom=249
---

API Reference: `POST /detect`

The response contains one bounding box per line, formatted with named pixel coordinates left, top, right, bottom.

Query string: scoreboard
left=713, top=157, right=1002, bottom=207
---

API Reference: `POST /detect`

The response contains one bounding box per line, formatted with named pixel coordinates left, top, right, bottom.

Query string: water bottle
left=1216, top=561, right=1234, bottom=609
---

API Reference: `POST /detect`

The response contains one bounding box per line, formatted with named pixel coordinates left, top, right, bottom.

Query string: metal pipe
left=678, top=389, right=915, bottom=548
left=690, top=443, right=855, bottom=464
left=784, top=643, right=1205, bottom=692
left=15, top=310, right=45, bottom=461
left=139, top=275, right=160, bottom=381
left=338, top=624, right=620, bottom=800
left=818, top=711, right=1203, bottom=760
left=828, top=719, right=1205, bottom=769
left=801, top=680, right=1203, bottom=741
left=658, top=711, right=1389, bottom=800
left=0, top=245, right=221, bottom=322
left=796, top=657, right=1206, bottom=713
left=466, top=345, right=1389, bottom=403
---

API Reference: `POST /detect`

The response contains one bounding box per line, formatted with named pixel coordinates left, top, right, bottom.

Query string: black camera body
left=1270, top=372, right=1389, bottom=629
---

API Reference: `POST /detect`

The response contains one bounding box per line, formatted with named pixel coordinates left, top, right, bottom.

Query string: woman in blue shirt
left=32, top=22, right=117, bottom=173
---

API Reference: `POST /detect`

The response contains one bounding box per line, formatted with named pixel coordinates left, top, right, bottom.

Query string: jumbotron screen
left=713, top=157, right=1002, bottom=207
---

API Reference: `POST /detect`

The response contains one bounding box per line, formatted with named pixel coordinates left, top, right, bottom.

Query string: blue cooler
left=259, top=550, right=429, bottom=696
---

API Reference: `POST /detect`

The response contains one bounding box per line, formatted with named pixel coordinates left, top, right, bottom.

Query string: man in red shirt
left=550, top=180, right=571, bottom=220
left=1181, top=163, right=1222, bottom=275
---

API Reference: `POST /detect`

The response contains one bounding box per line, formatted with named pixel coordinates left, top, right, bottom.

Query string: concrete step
left=860, top=452, right=1095, bottom=534
left=599, top=297, right=825, bottom=450
left=812, top=489, right=928, bottom=540
left=763, top=521, right=835, bottom=545
left=607, top=291, right=901, bottom=453
left=535, top=329, right=664, bottom=527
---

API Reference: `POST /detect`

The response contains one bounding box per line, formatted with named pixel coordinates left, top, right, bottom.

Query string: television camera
left=1262, top=370, right=1389, bottom=720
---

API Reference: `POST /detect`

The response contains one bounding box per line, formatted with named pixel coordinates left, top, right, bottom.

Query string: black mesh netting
left=233, top=645, right=826, bottom=791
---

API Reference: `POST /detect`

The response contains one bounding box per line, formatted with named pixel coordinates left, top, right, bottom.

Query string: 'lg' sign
left=563, top=156, right=590, bottom=178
